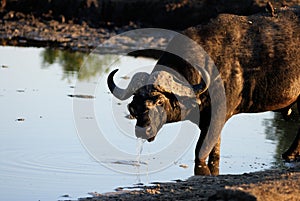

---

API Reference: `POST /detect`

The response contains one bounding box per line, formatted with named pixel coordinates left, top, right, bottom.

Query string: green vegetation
left=41, top=48, right=118, bottom=81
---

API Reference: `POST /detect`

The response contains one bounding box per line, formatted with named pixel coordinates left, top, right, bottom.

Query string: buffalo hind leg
left=280, top=106, right=293, bottom=121
left=282, top=128, right=300, bottom=161
left=282, top=97, right=300, bottom=161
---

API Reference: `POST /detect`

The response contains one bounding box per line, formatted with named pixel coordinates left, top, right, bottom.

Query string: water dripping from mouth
left=136, top=138, right=146, bottom=167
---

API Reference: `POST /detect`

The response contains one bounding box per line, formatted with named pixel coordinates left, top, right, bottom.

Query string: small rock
left=115, top=187, right=124, bottom=191
left=120, top=75, right=130, bottom=80
left=60, top=194, right=71, bottom=198
left=179, top=164, right=189, bottom=169
left=88, top=192, right=102, bottom=197
left=146, top=188, right=160, bottom=194
left=68, top=94, right=94, bottom=99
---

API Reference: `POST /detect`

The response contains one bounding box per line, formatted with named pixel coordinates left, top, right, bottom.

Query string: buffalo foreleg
left=208, top=137, right=221, bottom=175
left=282, top=97, right=300, bottom=161
left=194, top=119, right=223, bottom=175
left=194, top=135, right=221, bottom=175
left=194, top=127, right=211, bottom=175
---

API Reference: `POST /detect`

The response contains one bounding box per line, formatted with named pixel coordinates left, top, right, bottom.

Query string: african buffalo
left=107, top=6, right=300, bottom=175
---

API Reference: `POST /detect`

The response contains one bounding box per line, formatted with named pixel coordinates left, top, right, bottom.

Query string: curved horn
left=149, top=71, right=196, bottom=97
left=192, top=67, right=211, bottom=95
left=107, top=69, right=150, bottom=100
left=149, top=67, right=211, bottom=98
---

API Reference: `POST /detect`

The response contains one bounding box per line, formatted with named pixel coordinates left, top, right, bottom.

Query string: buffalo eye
left=156, top=99, right=164, bottom=106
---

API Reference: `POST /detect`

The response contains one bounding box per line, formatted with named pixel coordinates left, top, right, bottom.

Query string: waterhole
left=0, top=46, right=298, bottom=201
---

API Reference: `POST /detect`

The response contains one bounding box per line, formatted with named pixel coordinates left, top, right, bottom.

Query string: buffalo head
left=107, top=67, right=210, bottom=142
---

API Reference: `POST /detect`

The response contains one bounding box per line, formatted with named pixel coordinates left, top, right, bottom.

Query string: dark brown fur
left=183, top=8, right=300, bottom=174
left=109, top=6, right=300, bottom=175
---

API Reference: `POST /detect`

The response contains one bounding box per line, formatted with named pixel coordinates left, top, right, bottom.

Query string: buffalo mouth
left=147, top=136, right=155, bottom=142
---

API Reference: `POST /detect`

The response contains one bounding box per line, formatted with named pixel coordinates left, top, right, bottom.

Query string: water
left=136, top=138, right=146, bottom=167
left=0, top=46, right=299, bottom=201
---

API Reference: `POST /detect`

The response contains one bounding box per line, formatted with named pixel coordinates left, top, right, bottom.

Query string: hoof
left=194, top=164, right=211, bottom=175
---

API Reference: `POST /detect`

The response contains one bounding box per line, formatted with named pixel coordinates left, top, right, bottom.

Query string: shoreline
left=78, top=167, right=300, bottom=201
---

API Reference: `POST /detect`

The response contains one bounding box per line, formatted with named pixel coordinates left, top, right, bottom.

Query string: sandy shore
left=78, top=167, right=300, bottom=201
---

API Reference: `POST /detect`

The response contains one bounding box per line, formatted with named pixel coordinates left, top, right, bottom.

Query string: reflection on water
left=0, top=46, right=299, bottom=201
left=40, top=48, right=117, bottom=81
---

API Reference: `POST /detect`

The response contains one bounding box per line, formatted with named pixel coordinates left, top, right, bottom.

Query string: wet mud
left=79, top=167, right=300, bottom=201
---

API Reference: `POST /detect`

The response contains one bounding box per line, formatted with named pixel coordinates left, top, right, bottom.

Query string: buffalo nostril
left=135, top=126, right=148, bottom=139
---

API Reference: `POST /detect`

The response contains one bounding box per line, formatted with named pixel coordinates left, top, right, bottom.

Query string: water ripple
left=0, top=147, right=102, bottom=178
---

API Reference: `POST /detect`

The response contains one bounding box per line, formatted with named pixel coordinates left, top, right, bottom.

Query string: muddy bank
left=1, top=0, right=300, bottom=52
left=0, top=13, right=143, bottom=52
left=0, top=10, right=175, bottom=53
left=1, top=0, right=300, bottom=29
left=78, top=166, right=300, bottom=201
